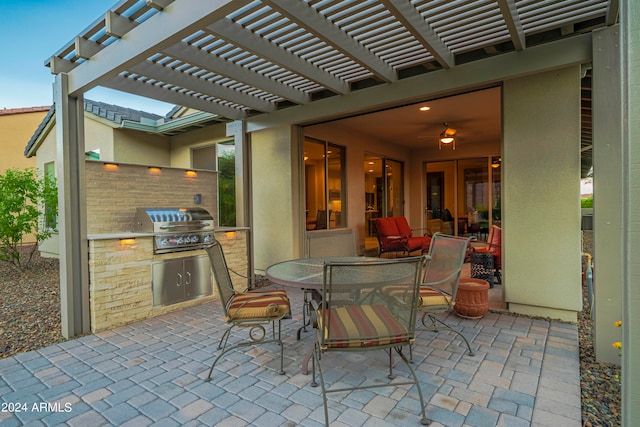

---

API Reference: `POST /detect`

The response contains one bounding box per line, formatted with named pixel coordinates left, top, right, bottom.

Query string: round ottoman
left=454, top=278, right=490, bottom=319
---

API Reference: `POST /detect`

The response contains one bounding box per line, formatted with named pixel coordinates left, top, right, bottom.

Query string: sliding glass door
left=364, top=154, right=404, bottom=237
left=426, top=157, right=501, bottom=241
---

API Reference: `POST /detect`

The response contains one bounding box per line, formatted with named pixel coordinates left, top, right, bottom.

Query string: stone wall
left=85, top=161, right=218, bottom=233
left=88, top=230, right=249, bottom=332
left=84, top=160, right=251, bottom=332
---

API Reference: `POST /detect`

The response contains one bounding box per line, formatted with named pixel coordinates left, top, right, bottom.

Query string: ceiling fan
left=416, top=122, right=457, bottom=148
left=439, top=122, right=456, bottom=149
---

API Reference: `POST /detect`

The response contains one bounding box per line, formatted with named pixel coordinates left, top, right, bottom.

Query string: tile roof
left=0, top=106, right=51, bottom=116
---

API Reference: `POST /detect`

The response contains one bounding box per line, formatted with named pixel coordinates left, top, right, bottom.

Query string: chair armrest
left=411, top=227, right=430, bottom=236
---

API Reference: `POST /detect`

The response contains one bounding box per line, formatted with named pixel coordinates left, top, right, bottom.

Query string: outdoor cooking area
left=84, top=161, right=248, bottom=333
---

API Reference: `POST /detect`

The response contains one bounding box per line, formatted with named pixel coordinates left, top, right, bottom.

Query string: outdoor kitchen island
left=87, top=228, right=249, bottom=333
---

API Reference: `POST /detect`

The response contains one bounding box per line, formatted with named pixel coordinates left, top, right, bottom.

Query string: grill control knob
left=203, top=234, right=213, bottom=243
left=191, top=235, right=200, bottom=243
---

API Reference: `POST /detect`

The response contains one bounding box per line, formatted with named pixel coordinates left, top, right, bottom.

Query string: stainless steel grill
left=133, top=207, right=214, bottom=254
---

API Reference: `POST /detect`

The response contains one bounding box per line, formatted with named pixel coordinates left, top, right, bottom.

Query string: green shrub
left=581, top=196, right=593, bottom=209
left=0, top=168, right=57, bottom=270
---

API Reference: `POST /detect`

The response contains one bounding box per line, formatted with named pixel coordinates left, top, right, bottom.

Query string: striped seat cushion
left=382, top=286, right=453, bottom=308
left=225, top=289, right=290, bottom=322
left=317, top=304, right=410, bottom=349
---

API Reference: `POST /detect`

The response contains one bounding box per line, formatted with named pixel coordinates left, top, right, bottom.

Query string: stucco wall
left=114, top=128, right=171, bottom=165
left=0, top=109, right=44, bottom=173
left=502, top=67, right=582, bottom=321
left=169, top=122, right=229, bottom=167
left=251, top=126, right=299, bottom=271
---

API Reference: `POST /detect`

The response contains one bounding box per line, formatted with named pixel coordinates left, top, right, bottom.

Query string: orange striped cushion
left=225, top=289, right=290, bottom=322
left=318, top=304, right=410, bottom=349
left=383, top=286, right=452, bottom=308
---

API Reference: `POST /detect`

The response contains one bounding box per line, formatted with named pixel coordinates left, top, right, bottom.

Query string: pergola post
left=54, top=73, right=90, bottom=338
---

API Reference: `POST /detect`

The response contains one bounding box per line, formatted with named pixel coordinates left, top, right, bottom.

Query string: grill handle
left=159, top=222, right=210, bottom=231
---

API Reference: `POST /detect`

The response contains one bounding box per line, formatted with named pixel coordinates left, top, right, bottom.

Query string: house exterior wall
left=114, top=129, right=170, bottom=166
left=0, top=108, right=46, bottom=173
left=169, top=122, right=229, bottom=168
left=502, top=66, right=582, bottom=321
left=83, top=116, right=115, bottom=160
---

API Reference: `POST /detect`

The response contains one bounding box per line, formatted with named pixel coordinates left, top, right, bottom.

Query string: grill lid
left=134, top=207, right=214, bottom=233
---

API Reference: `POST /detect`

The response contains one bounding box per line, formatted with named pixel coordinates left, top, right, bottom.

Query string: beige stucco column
left=502, top=66, right=583, bottom=322
left=250, top=125, right=303, bottom=271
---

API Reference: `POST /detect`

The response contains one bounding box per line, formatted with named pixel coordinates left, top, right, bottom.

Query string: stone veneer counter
left=87, top=228, right=249, bottom=332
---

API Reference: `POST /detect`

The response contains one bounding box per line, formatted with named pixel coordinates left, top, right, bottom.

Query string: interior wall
left=502, top=66, right=582, bottom=321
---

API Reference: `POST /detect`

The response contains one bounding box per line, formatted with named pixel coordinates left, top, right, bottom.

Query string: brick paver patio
left=0, top=287, right=580, bottom=426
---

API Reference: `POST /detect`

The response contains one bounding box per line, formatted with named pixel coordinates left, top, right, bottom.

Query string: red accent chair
left=374, top=216, right=431, bottom=257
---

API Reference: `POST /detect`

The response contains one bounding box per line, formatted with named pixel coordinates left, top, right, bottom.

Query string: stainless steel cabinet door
left=152, top=259, right=185, bottom=306
left=184, top=255, right=212, bottom=299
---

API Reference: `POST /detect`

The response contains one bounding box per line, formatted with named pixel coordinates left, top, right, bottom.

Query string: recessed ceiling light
left=419, top=106, right=431, bottom=111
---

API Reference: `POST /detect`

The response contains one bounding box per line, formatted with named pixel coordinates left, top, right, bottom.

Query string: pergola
left=44, top=1, right=638, bottom=422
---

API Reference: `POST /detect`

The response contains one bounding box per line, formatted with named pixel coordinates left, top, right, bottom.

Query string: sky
left=0, top=0, right=174, bottom=115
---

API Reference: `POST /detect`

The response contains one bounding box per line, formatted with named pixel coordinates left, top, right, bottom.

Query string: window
left=44, top=162, right=57, bottom=230
left=304, top=138, right=346, bottom=230
left=192, top=142, right=236, bottom=227
left=217, top=143, right=236, bottom=227
left=364, top=154, right=404, bottom=237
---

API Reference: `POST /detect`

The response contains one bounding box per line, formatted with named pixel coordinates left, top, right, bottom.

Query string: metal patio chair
left=310, top=256, right=429, bottom=426
left=419, top=233, right=475, bottom=356
left=204, top=240, right=291, bottom=381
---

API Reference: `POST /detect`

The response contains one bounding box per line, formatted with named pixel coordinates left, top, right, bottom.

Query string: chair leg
left=205, top=322, right=286, bottom=381
left=388, top=348, right=396, bottom=379
left=394, top=346, right=431, bottom=426
left=312, top=347, right=330, bottom=427
left=217, top=327, right=232, bottom=350
left=277, top=319, right=285, bottom=375
left=422, top=313, right=475, bottom=356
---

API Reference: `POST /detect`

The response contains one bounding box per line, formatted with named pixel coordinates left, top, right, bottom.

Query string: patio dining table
left=265, top=256, right=425, bottom=374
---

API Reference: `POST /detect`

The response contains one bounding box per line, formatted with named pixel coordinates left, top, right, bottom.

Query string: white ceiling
left=324, top=86, right=501, bottom=149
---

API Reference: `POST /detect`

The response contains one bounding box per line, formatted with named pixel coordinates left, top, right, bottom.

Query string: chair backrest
left=487, top=225, right=502, bottom=264
left=374, top=217, right=400, bottom=237
left=423, top=233, right=473, bottom=300
left=315, top=210, right=332, bottom=230
left=205, top=240, right=236, bottom=315
left=319, top=256, right=424, bottom=349
left=393, top=216, right=413, bottom=238
left=373, top=217, right=404, bottom=253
